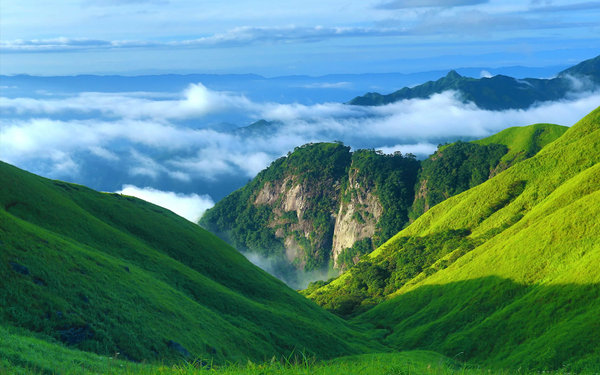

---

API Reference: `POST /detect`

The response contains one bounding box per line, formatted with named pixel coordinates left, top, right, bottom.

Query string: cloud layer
left=116, top=185, right=214, bottom=222
left=1, top=82, right=599, bottom=201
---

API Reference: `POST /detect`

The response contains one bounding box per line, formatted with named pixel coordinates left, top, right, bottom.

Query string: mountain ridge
left=348, top=55, right=600, bottom=110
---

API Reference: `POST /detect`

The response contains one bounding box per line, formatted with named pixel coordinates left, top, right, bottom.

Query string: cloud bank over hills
left=2, top=79, right=599, bottom=214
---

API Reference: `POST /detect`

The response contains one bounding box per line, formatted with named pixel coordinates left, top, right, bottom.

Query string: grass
left=0, top=161, right=378, bottom=364
left=2, top=330, right=597, bottom=375
left=307, top=107, right=600, bottom=370
left=473, top=123, right=568, bottom=165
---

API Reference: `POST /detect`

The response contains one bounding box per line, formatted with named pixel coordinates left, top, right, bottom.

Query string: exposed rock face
left=331, top=171, right=382, bottom=268
left=200, top=142, right=420, bottom=273
left=254, top=175, right=341, bottom=269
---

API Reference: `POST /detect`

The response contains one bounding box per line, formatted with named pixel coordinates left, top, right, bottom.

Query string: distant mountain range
left=0, top=63, right=574, bottom=104
left=349, top=55, right=600, bottom=110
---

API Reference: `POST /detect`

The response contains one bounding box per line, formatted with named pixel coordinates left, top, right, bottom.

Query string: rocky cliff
left=199, top=143, right=419, bottom=276
left=200, top=124, right=567, bottom=283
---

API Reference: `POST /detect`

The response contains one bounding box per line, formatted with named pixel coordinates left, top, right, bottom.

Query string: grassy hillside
left=358, top=107, right=600, bottom=369
left=0, top=161, right=377, bottom=364
left=473, top=123, right=568, bottom=166
left=306, top=107, right=600, bottom=370
left=4, top=328, right=595, bottom=375
left=409, top=123, right=567, bottom=219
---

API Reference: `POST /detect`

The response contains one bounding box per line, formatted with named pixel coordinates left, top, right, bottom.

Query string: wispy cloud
left=0, top=26, right=411, bottom=53
left=3, top=17, right=591, bottom=54
left=376, top=0, right=488, bottom=10
left=116, top=185, right=214, bottom=222
left=402, top=10, right=590, bottom=35
left=529, top=1, right=600, bottom=13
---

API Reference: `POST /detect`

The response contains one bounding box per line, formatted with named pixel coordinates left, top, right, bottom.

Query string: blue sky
left=1, top=0, right=599, bottom=75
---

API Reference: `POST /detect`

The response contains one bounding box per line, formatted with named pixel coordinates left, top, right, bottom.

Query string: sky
left=1, top=0, right=599, bottom=75
left=0, top=0, right=599, bottom=228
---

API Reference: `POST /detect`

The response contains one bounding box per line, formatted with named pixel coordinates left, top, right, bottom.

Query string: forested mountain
left=348, top=55, right=600, bottom=109
left=200, top=124, right=566, bottom=282
left=199, top=143, right=420, bottom=283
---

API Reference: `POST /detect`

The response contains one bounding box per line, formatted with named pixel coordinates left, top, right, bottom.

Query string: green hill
left=409, top=123, right=568, bottom=219
left=348, top=55, right=599, bottom=109
left=0, top=161, right=378, bottom=365
left=473, top=123, right=568, bottom=165
left=306, top=107, right=600, bottom=370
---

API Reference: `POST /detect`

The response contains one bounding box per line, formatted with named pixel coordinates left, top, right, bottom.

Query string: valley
left=2, top=106, right=599, bottom=374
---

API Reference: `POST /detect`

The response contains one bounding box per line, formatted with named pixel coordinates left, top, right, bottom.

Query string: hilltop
left=348, top=55, right=600, bottom=109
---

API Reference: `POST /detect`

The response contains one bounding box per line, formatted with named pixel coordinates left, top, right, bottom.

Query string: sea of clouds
left=1, top=81, right=599, bottom=222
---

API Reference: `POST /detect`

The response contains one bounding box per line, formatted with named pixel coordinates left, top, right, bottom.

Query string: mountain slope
left=199, top=143, right=420, bottom=281
left=409, top=123, right=568, bottom=219
left=348, top=55, right=599, bottom=109
left=0, top=161, right=377, bottom=363
left=202, top=124, right=566, bottom=284
left=308, top=106, right=600, bottom=370
left=472, top=123, right=568, bottom=165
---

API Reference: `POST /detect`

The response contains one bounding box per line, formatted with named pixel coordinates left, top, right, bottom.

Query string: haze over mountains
left=350, top=55, right=600, bottom=109
left=1, top=56, right=599, bottom=218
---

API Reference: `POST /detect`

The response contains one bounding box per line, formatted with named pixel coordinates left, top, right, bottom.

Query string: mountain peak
left=445, top=70, right=462, bottom=79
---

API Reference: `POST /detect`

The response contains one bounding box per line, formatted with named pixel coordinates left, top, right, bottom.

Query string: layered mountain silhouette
left=349, top=55, right=599, bottom=110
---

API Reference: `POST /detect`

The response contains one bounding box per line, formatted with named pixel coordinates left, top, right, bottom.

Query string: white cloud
left=375, top=142, right=439, bottom=156
left=116, top=185, right=214, bottom=222
left=480, top=70, right=493, bottom=78
left=376, top=0, right=488, bottom=9
left=2, top=83, right=599, bottom=188
left=0, top=83, right=253, bottom=120
left=89, top=146, right=119, bottom=161
left=0, top=26, right=412, bottom=53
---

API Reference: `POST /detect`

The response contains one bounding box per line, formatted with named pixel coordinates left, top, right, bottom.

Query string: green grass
left=3, top=342, right=598, bottom=375
left=307, top=107, right=600, bottom=371
left=473, top=123, right=568, bottom=165
left=3, top=327, right=596, bottom=375
left=0, top=161, right=378, bottom=364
